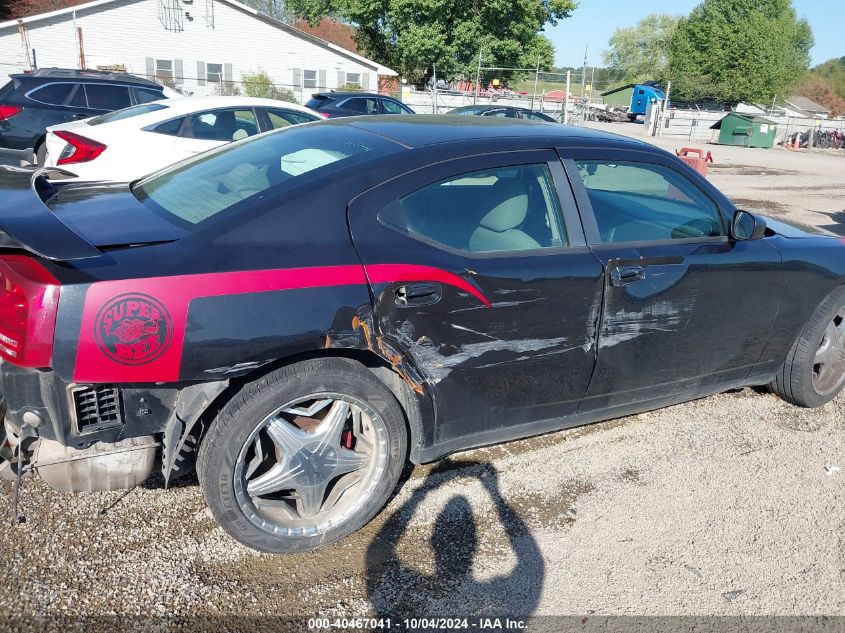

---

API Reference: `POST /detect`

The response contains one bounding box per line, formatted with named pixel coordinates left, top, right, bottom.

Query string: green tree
left=668, top=0, right=813, bottom=104
left=241, top=70, right=298, bottom=102
left=603, top=14, right=680, bottom=84
left=284, top=0, right=577, bottom=83
left=811, top=57, right=845, bottom=100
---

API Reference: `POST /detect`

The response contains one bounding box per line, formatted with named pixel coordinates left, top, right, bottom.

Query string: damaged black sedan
left=1, top=116, right=844, bottom=553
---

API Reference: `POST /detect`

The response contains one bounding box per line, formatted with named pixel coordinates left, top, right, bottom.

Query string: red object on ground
left=676, top=147, right=714, bottom=177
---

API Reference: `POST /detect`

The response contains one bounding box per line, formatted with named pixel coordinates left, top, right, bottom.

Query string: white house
left=0, top=0, right=397, bottom=102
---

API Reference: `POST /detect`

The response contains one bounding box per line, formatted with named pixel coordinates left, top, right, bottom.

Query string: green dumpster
left=710, top=112, right=777, bottom=148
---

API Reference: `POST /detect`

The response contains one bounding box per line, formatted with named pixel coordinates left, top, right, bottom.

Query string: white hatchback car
left=44, top=96, right=322, bottom=181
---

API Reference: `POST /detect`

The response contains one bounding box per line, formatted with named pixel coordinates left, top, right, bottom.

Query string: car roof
left=145, top=96, right=319, bottom=116
left=13, top=67, right=162, bottom=87
left=451, top=104, right=517, bottom=112
left=327, top=115, right=651, bottom=150
left=312, top=92, right=385, bottom=99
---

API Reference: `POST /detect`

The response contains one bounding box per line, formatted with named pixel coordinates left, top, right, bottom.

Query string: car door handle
left=395, top=283, right=442, bottom=307
left=610, top=266, right=645, bottom=286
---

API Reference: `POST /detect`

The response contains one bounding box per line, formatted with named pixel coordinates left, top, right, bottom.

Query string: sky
left=548, top=0, right=844, bottom=70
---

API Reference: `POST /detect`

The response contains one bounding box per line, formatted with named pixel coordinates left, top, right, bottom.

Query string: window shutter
left=197, top=61, right=206, bottom=86
left=174, top=59, right=183, bottom=84
left=223, top=63, right=233, bottom=82
left=361, top=72, right=370, bottom=91
left=318, top=69, right=326, bottom=91
left=145, top=57, right=154, bottom=80
left=293, top=68, right=301, bottom=89
left=337, top=70, right=345, bottom=88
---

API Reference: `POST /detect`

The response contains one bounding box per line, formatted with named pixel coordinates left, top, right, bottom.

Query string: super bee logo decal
left=94, top=293, right=172, bottom=365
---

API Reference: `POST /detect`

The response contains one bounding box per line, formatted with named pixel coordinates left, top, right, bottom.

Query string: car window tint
left=29, top=83, right=73, bottom=106
left=89, top=103, right=168, bottom=125
left=266, top=108, right=316, bottom=128
left=379, top=164, right=568, bottom=253
left=186, top=109, right=259, bottom=141
left=344, top=98, right=379, bottom=114
left=483, top=109, right=514, bottom=118
left=134, top=125, right=395, bottom=226
left=305, top=96, right=331, bottom=109
left=136, top=88, right=164, bottom=104
left=575, top=160, right=724, bottom=243
left=381, top=99, right=408, bottom=114
left=66, top=85, right=87, bottom=108
left=525, top=111, right=553, bottom=122
left=151, top=117, right=185, bottom=135
left=85, top=84, right=132, bottom=110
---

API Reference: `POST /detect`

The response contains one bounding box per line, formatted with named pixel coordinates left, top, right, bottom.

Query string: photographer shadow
left=365, top=460, right=545, bottom=620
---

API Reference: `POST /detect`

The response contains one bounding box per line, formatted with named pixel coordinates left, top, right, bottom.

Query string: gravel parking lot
left=2, top=127, right=845, bottom=628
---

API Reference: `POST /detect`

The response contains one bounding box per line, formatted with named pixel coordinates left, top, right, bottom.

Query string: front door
left=562, top=151, right=782, bottom=412
left=348, top=150, right=604, bottom=447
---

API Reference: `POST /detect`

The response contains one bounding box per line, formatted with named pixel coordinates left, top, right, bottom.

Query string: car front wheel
left=771, top=286, right=845, bottom=407
left=197, top=358, right=407, bottom=553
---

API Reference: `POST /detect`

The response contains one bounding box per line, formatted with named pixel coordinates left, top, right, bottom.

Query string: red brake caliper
left=341, top=430, right=354, bottom=449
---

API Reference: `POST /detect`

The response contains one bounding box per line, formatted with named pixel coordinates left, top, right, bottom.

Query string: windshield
left=133, top=124, right=397, bottom=226
left=88, top=103, right=169, bottom=125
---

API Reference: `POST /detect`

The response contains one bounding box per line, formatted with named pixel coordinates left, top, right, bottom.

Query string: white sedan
left=44, top=96, right=323, bottom=182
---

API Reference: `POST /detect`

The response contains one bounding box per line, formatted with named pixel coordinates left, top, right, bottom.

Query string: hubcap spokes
left=237, top=396, right=382, bottom=531
left=813, top=307, right=845, bottom=395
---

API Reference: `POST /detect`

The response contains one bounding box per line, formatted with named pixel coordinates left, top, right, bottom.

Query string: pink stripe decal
left=74, top=263, right=488, bottom=383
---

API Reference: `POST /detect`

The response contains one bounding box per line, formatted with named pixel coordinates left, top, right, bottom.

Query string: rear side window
left=66, top=85, right=87, bottom=108
left=379, top=164, right=568, bottom=253
left=185, top=109, right=259, bottom=141
left=89, top=103, right=168, bottom=125
left=135, top=87, right=165, bottom=104
left=344, top=98, right=379, bottom=114
left=28, top=83, right=74, bottom=106
left=150, top=117, right=184, bottom=135
left=133, top=125, right=396, bottom=226
left=575, top=160, right=724, bottom=243
left=85, top=84, right=132, bottom=110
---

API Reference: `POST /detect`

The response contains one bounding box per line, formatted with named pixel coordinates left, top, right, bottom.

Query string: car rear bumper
left=0, top=146, right=33, bottom=166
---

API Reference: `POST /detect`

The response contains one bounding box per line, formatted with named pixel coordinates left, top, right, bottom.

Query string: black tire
left=197, top=357, right=407, bottom=553
left=771, top=286, right=845, bottom=408
left=34, top=141, right=47, bottom=167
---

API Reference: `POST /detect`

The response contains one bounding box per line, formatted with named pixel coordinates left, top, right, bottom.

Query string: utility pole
left=564, top=70, right=571, bottom=124
left=588, top=66, right=595, bottom=104
left=474, top=49, right=483, bottom=106
left=432, top=63, right=437, bottom=114
left=531, top=53, right=540, bottom=110
left=581, top=44, right=588, bottom=101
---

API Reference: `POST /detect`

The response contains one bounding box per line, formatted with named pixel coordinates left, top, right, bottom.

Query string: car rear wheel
left=35, top=142, right=47, bottom=167
left=771, top=286, right=845, bottom=407
left=197, top=357, right=407, bottom=553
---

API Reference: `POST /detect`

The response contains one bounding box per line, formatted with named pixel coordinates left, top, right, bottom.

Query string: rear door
left=348, top=150, right=604, bottom=448
left=562, top=148, right=782, bottom=412
left=176, top=107, right=260, bottom=154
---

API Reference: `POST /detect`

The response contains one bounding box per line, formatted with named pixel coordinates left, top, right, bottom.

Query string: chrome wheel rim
left=813, top=307, right=845, bottom=396
left=233, top=393, right=389, bottom=537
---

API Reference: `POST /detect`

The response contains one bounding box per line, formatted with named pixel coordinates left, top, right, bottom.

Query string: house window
left=303, top=70, right=318, bottom=89
left=207, top=63, right=223, bottom=83
left=345, top=72, right=361, bottom=88
left=155, top=59, right=173, bottom=81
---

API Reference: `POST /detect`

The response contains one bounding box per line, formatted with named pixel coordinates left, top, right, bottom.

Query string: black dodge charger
left=1, top=116, right=844, bottom=553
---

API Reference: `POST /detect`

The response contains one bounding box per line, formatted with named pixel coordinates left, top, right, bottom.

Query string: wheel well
left=191, top=349, right=429, bottom=465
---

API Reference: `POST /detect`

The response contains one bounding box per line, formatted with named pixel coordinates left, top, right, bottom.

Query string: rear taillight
left=54, top=130, right=106, bottom=165
left=0, top=256, right=59, bottom=367
left=319, top=112, right=332, bottom=118
left=0, top=105, right=22, bottom=121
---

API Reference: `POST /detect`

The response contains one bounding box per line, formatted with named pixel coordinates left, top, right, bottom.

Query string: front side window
left=482, top=108, right=515, bottom=118
left=85, top=84, right=132, bottom=110
left=206, top=63, right=223, bottom=83
left=303, top=70, right=318, bottom=89
left=136, top=87, right=165, bottom=104
left=575, top=160, right=724, bottom=244
left=379, top=164, right=568, bottom=254
left=185, top=108, right=258, bottom=141
left=134, top=125, right=395, bottom=226
left=265, top=108, right=317, bottom=129
left=381, top=99, right=411, bottom=114
left=28, top=83, right=74, bottom=106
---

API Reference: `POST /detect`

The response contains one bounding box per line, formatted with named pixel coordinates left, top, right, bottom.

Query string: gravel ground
left=2, top=131, right=845, bottom=628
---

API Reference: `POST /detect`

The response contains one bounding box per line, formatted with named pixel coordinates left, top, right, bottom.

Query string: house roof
left=785, top=95, right=831, bottom=114
left=0, top=0, right=397, bottom=76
